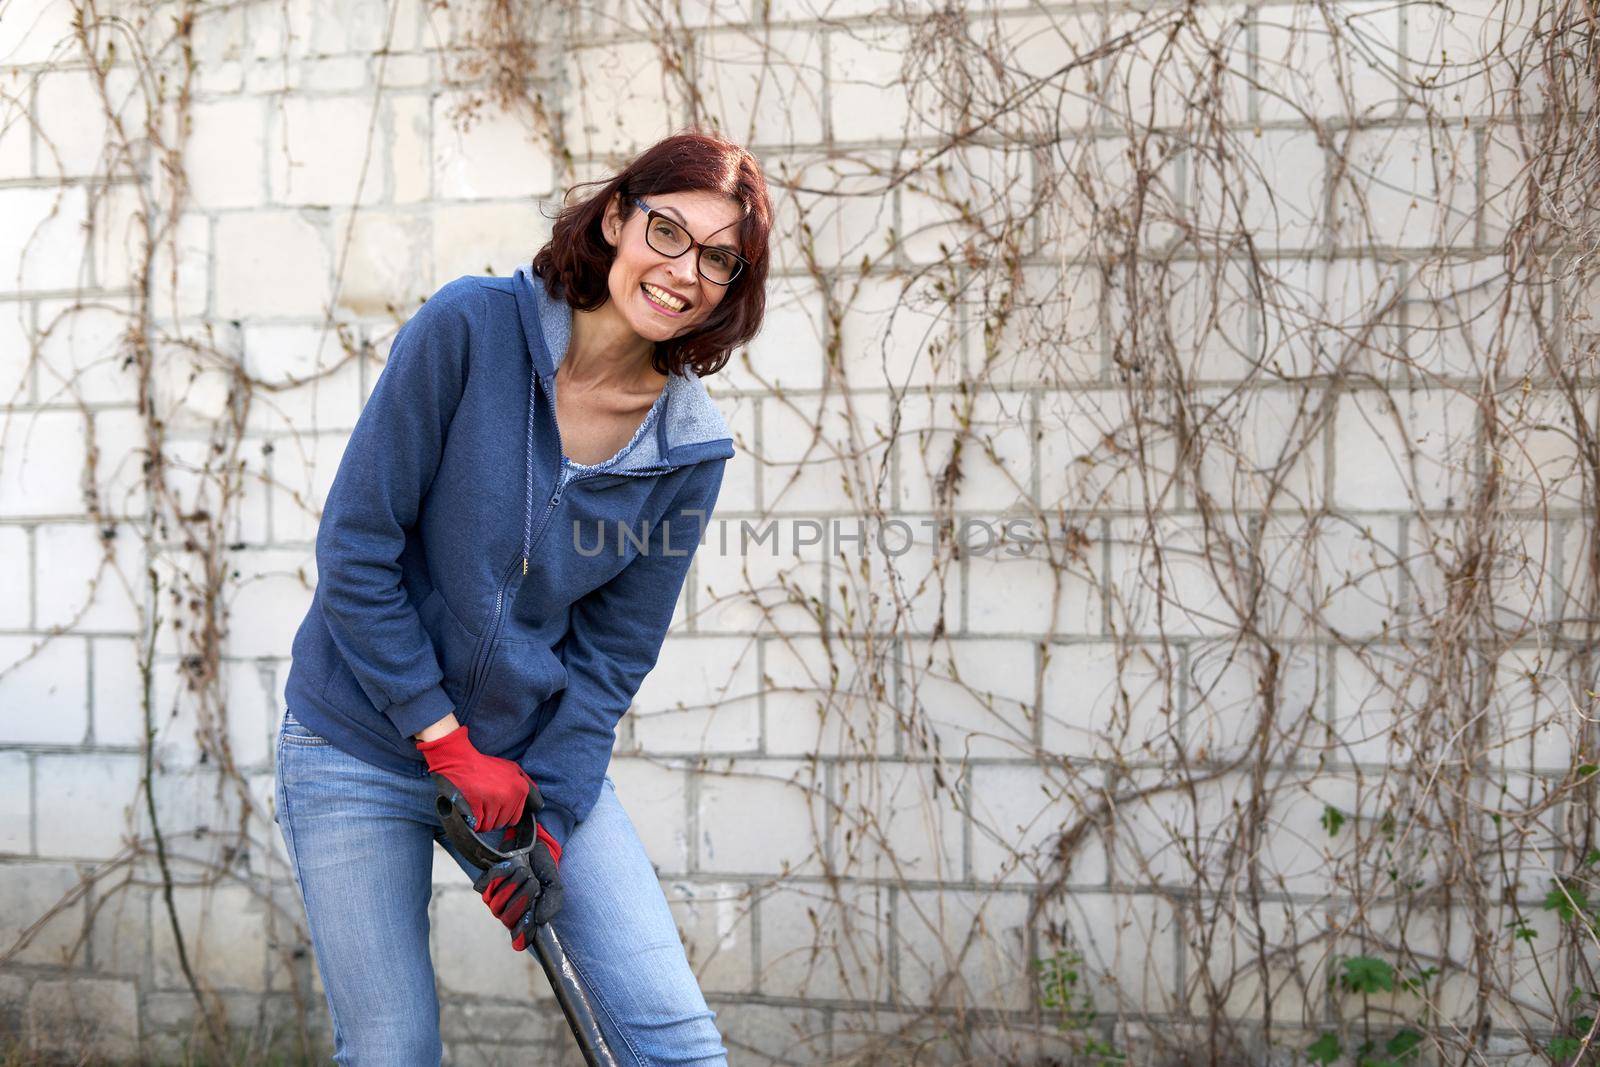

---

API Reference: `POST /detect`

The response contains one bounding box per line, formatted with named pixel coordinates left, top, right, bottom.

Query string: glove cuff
left=535, top=821, right=562, bottom=866
left=415, top=724, right=470, bottom=761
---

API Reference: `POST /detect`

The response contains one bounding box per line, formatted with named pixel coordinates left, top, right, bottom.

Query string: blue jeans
left=273, top=710, right=728, bottom=1066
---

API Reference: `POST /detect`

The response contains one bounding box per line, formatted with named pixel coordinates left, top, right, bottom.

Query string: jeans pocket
left=281, top=711, right=330, bottom=746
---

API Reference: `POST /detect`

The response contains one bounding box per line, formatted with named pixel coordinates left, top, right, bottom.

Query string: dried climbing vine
left=1, top=0, right=1596, bottom=1064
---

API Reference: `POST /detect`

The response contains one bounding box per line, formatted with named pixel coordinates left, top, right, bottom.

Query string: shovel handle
left=432, top=773, right=618, bottom=1067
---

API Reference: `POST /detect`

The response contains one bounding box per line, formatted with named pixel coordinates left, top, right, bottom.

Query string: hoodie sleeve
left=312, top=279, right=479, bottom=741
left=519, top=457, right=726, bottom=849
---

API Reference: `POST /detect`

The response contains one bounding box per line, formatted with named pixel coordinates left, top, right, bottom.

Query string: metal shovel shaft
left=430, top=773, right=617, bottom=1066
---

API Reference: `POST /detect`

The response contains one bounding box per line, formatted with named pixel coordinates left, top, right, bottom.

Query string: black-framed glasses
left=633, top=197, right=747, bottom=286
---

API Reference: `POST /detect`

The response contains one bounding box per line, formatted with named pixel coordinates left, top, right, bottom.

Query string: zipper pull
left=523, top=556, right=529, bottom=575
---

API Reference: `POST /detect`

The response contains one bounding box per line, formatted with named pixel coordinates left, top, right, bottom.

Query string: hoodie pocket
left=460, top=639, right=568, bottom=755
left=416, top=588, right=481, bottom=708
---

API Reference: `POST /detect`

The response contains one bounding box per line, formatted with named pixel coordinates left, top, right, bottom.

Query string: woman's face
left=601, top=189, right=745, bottom=342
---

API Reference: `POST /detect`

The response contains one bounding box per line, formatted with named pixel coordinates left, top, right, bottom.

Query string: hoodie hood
left=511, top=263, right=735, bottom=474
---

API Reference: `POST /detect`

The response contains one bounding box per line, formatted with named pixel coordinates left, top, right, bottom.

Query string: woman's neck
left=566, top=300, right=665, bottom=392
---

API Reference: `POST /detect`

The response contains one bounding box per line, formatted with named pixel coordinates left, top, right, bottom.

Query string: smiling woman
left=273, top=129, right=771, bottom=1067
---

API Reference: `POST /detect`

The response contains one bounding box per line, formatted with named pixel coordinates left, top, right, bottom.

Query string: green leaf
left=1577, top=764, right=1597, bottom=778
left=1544, top=881, right=1592, bottom=924
left=1547, top=1036, right=1581, bottom=1058
left=1386, top=1028, right=1424, bottom=1060
left=1305, top=1032, right=1342, bottom=1065
left=1339, top=955, right=1396, bottom=995
left=1321, top=805, right=1346, bottom=837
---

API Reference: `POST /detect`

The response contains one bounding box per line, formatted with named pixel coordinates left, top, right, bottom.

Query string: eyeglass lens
left=645, top=214, right=742, bottom=284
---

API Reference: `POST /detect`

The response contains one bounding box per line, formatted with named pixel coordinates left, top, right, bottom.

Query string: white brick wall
left=0, top=0, right=1583, bottom=1063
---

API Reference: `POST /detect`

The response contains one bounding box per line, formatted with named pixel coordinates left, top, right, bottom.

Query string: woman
left=272, top=130, right=770, bottom=1065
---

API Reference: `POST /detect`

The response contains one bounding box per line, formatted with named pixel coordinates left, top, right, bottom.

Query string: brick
left=1193, top=385, right=1328, bottom=513
left=695, top=759, right=826, bottom=876
left=756, top=879, right=888, bottom=1000
left=606, top=757, right=691, bottom=873
left=832, top=758, right=962, bottom=881
left=1038, top=389, right=1178, bottom=514
left=663, top=879, right=755, bottom=994
left=1402, top=0, right=1509, bottom=117
left=88, top=407, right=150, bottom=521
left=150, top=883, right=268, bottom=992
left=36, top=67, right=146, bottom=178
left=0, top=185, right=90, bottom=294
left=1327, top=643, right=1424, bottom=766
left=1400, top=254, right=1551, bottom=381
left=694, top=29, right=824, bottom=148
left=895, top=388, right=1033, bottom=512
left=1040, top=641, right=1171, bottom=763
left=1333, top=124, right=1475, bottom=248
left=269, top=95, right=385, bottom=207
left=0, top=525, right=29, bottom=628
left=186, top=97, right=266, bottom=209
left=965, top=531, right=1103, bottom=637
left=34, top=752, right=141, bottom=856
left=1102, top=516, right=1244, bottom=639
left=214, top=211, right=334, bottom=319
left=1186, top=638, right=1319, bottom=764
left=838, top=273, right=961, bottom=389
left=1036, top=889, right=1180, bottom=1016
left=829, top=25, right=916, bottom=144
left=895, top=888, right=1031, bottom=1011
left=429, top=201, right=549, bottom=290
left=899, top=145, right=1034, bottom=265
left=1260, top=770, right=1364, bottom=895
left=331, top=208, right=433, bottom=316
left=762, top=634, right=894, bottom=757
left=153, top=435, right=271, bottom=547
left=148, top=211, right=210, bottom=320
left=389, top=94, right=431, bottom=204
left=0, top=751, right=30, bottom=853
left=703, top=390, right=757, bottom=512
left=282, top=0, right=423, bottom=57
left=269, top=431, right=354, bottom=543
left=0, top=633, right=89, bottom=743
left=0, top=861, right=85, bottom=966
left=0, top=301, right=30, bottom=403
left=763, top=149, right=896, bottom=274
left=974, top=262, right=1101, bottom=389
left=145, top=657, right=276, bottom=770
left=295, top=55, right=370, bottom=92
left=432, top=885, right=554, bottom=1002
left=759, top=391, right=891, bottom=513
left=221, top=548, right=316, bottom=657
left=0, top=0, right=76, bottom=66
left=87, top=880, right=150, bottom=978
left=630, top=636, right=760, bottom=754
left=25, top=976, right=139, bottom=1063
left=1222, top=130, right=1326, bottom=251
left=693, top=512, right=829, bottom=636
left=721, top=274, right=827, bottom=394
left=1254, top=2, right=1399, bottom=122
left=567, top=40, right=688, bottom=158
left=242, top=322, right=365, bottom=436
left=969, top=764, right=1106, bottom=886
left=900, top=637, right=1036, bottom=761
left=709, top=1000, right=830, bottom=1066
left=34, top=521, right=142, bottom=632
left=34, top=296, right=140, bottom=406
left=430, top=90, right=556, bottom=202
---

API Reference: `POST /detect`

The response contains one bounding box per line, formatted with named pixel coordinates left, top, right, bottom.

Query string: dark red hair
left=531, top=129, right=772, bottom=378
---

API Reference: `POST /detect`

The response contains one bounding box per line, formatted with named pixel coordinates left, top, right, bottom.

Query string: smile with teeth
left=641, top=283, right=687, bottom=313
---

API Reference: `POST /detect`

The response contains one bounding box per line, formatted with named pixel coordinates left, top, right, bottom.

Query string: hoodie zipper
left=457, top=348, right=677, bottom=722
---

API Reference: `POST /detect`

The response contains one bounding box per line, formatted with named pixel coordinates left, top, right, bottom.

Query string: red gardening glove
left=475, top=822, right=564, bottom=951
left=415, top=725, right=531, bottom=832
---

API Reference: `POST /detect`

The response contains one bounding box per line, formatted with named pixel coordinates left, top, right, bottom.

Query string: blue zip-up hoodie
left=283, top=263, right=733, bottom=849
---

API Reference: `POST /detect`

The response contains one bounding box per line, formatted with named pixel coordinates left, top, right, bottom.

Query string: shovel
left=432, top=772, right=618, bottom=1067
